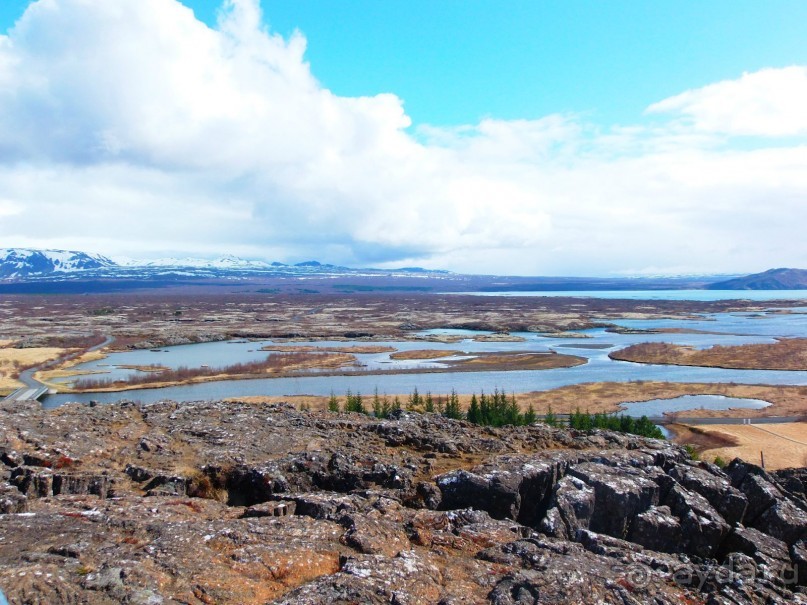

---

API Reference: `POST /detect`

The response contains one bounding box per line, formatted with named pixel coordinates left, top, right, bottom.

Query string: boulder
left=539, top=475, right=595, bottom=538
left=436, top=454, right=574, bottom=526
left=628, top=505, right=682, bottom=553
left=721, top=526, right=791, bottom=569
left=0, top=482, right=26, bottom=514
left=663, top=484, right=730, bottom=558
left=53, top=473, right=113, bottom=498
left=790, top=539, right=807, bottom=586
left=754, top=500, right=807, bottom=545
left=668, top=463, right=747, bottom=525
left=269, top=492, right=365, bottom=520
left=568, top=462, right=659, bottom=540
left=9, top=466, right=53, bottom=498
left=339, top=514, right=410, bottom=557
left=436, top=469, right=521, bottom=521
left=241, top=500, right=297, bottom=518
left=737, top=473, right=785, bottom=524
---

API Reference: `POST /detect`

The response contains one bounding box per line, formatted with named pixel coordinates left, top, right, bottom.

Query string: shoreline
left=608, top=338, right=807, bottom=372
left=173, top=381, right=807, bottom=422
left=41, top=352, right=588, bottom=394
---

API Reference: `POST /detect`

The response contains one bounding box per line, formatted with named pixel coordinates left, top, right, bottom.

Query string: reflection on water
left=620, top=394, right=771, bottom=417
left=448, top=290, right=807, bottom=301
left=43, top=308, right=807, bottom=409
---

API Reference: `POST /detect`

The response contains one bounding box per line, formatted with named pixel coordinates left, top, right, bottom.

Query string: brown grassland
left=514, top=381, right=807, bottom=417
left=389, top=349, right=461, bottom=360
left=447, top=351, right=587, bottom=371
left=0, top=346, right=67, bottom=394
left=610, top=338, right=807, bottom=370
left=672, top=422, right=807, bottom=470
left=231, top=380, right=807, bottom=419
left=0, top=291, right=793, bottom=352
left=261, top=345, right=396, bottom=354
left=56, top=352, right=358, bottom=393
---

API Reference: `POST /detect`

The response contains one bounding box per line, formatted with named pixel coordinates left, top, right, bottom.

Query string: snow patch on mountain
left=0, top=248, right=115, bottom=279
left=112, top=254, right=272, bottom=269
left=0, top=248, right=451, bottom=282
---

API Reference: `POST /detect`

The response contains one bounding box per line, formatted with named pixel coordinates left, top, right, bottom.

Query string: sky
left=0, top=0, right=806, bottom=276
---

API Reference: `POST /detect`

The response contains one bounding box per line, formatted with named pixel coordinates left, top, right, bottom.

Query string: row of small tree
left=327, top=387, right=535, bottom=426
left=328, top=388, right=464, bottom=420
left=325, top=388, right=664, bottom=439
left=566, top=408, right=665, bottom=439
left=466, top=389, right=537, bottom=427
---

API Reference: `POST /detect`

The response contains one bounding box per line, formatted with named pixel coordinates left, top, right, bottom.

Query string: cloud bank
left=0, top=0, right=805, bottom=275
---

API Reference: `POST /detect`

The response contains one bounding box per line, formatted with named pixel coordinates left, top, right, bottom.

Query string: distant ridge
left=0, top=247, right=450, bottom=283
left=707, top=268, right=807, bottom=290
left=0, top=248, right=115, bottom=279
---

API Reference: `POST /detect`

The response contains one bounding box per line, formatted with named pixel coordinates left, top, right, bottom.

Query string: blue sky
left=185, top=0, right=807, bottom=127
left=4, top=0, right=805, bottom=128
left=0, top=0, right=805, bottom=275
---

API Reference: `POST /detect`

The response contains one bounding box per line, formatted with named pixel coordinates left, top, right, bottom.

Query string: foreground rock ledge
left=3, top=399, right=807, bottom=604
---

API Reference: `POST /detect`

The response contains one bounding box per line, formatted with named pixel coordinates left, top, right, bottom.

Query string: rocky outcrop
left=2, top=400, right=807, bottom=603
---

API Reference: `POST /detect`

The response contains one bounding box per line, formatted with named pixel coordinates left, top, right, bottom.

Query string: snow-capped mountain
left=0, top=248, right=449, bottom=282
left=0, top=248, right=116, bottom=279
left=112, top=254, right=273, bottom=270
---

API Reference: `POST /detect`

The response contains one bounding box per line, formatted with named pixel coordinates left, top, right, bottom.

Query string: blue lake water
left=449, top=290, right=807, bottom=301
left=620, top=394, right=771, bottom=417
left=41, top=308, right=807, bottom=409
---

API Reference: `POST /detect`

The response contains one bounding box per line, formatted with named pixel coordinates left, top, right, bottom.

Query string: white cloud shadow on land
left=0, top=0, right=805, bottom=275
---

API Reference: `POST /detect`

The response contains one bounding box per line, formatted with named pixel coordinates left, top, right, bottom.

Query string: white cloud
left=0, top=199, right=22, bottom=218
left=646, top=66, right=807, bottom=137
left=0, top=0, right=805, bottom=275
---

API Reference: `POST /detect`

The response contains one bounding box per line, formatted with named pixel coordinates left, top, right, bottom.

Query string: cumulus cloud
left=646, top=66, right=807, bottom=137
left=0, top=0, right=805, bottom=275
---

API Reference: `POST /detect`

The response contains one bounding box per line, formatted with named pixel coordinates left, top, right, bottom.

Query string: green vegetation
left=90, top=307, right=115, bottom=316
left=343, top=389, right=366, bottom=414
left=327, top=387, right=665, bottom=439
left=443, top=389, right=463, bottom=420
left=465, top=389, right=527, bottom=426
left=567, top=407, right=664, bottom=439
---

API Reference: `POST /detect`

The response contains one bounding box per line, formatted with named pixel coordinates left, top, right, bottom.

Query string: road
left=538, top=414, right=805, bottom=426
left=1, top=335, right=114, bottom=403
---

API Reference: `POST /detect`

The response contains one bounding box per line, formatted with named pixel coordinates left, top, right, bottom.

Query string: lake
left=42, top=308, right=807, bottom=409
left=448, top=290, right=807, bottom=301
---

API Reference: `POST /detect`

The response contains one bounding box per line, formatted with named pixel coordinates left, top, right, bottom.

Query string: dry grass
left=610, top=338, right=807, bottom=371
left=517, top=381, right=807, bottom=418
left=61, top=352, right=358, bottom=393
left=665, top=423, right=740, bottom=454
left=230, top=382, right=807, bottom=420
left=35, top=350, right=109, bottom=385
left=261, top=345, right=397, bottom=354
left=448, top=352, right=586, bottom=371
left=0, top=346, right=66, bottom=392
left=229, top=395, right=332, bottom=409
left=687, top=422, right=807, bottom=470
left=472, top=334, right=526, bottom=342
left=389, top=349, right=461, bottom=360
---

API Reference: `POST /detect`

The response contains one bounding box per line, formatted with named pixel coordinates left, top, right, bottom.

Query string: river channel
left=41, top=307, right=807, bottom=409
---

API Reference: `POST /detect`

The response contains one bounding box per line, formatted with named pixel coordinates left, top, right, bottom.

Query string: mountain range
left=0, top=248, right=805, bottom=291
left=0, top=248, right=447, bottom=282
